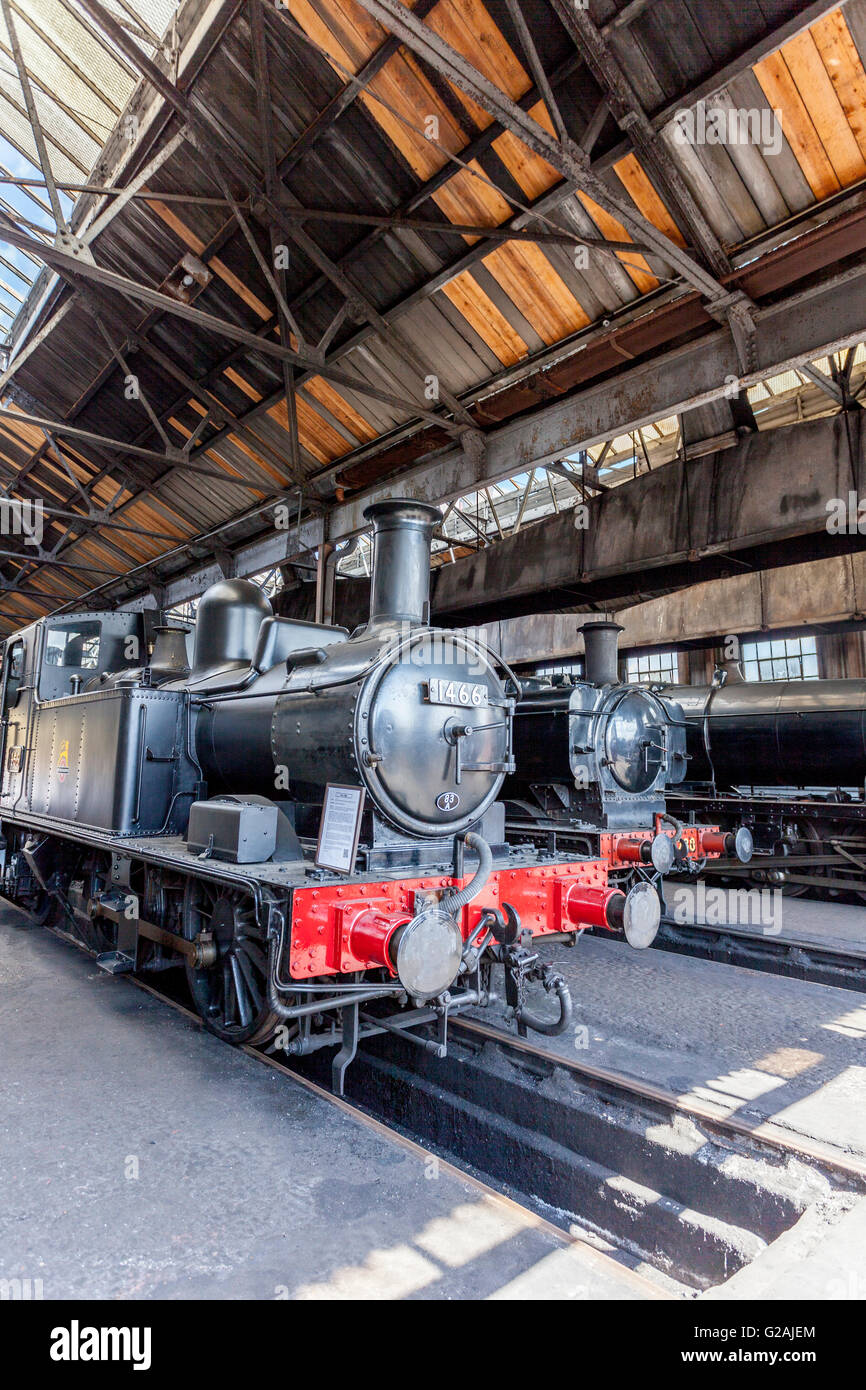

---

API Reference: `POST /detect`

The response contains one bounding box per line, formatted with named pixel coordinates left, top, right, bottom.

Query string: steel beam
left=276, top=0, right=440, bottom=180
left=278, top=43, right=584, bottom=324
left=249, top=0, right=304, bottom=483
left=30, top=257, right=866, bottom=619
left=270, top=204, right=588, bottom=245
left=549, top=0, right=732, bottom=278
left=0, top=217, right=461, bottom=430
left=0, top=404, right=265, bottom=478
left=484, top=550, right=866, bottom=666
left=429, top=410, right=866, bottom=621
left=0, top=0, right=69, bottom=232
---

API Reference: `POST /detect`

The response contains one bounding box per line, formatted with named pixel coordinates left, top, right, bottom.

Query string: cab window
left=40, top=621, right=101, bottom=699
left=3, top=640, right=24, bottom=709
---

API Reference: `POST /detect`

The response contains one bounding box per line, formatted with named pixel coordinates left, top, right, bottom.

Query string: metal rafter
left=5, top=18, right=583, bottom=455
left=0, top=370, right=206, bottom=589
left=0, top=0, right=856, bottom=619
left=549, top=0, right=732, bottom=277
left=503, top=0, right=569, bottom=144
left=86, top=300, right=174, bottom=451
left=0, top=403, right=272, bottom=480
left=0, top=215, right=467, bottom=431
left=133, top=337, right=302, bottom=482
left=60, top=1, right=486, bottom=443
left=276, top=0, right=440, bottom=181
left=271, top=203, right=594, bottom=245
left=259, top=186, right=476, bottom=434
left=249, top=0, right=302, bottom=484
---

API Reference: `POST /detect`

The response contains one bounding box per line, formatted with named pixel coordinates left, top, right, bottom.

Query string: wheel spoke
left=230, top=953, right=252, bottom=1028
left=238, top=936, right=268, bottom=975
left=184, top=882, right=274, bottom=1042
left=221, top=958, right=235, bottom=1026
left=236, top=949, right=263, bottom=1011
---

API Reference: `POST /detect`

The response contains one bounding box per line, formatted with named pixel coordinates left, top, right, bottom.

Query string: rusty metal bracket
left=707, top=290, right=759, bottom=375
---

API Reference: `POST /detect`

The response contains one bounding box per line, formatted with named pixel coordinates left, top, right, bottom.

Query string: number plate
left=427, top=678, right=488, bottom=708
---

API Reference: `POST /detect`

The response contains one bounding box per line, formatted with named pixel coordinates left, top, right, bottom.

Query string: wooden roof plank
left=480, top=239, right=593, bottom=343
left=612, top=152, right=688, bottom=248
left=575, top=190, right=659, bottom=294
left=811, top=7, right=866, bottom=163
left=782, top=24, right=866, bottom=184
left=753, top=47, right=841, bottom=199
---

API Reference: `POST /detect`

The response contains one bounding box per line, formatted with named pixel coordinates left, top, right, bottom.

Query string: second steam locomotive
left=503, top=622, right=753, bottom=905
left=661, top=662, right=866, bottom=899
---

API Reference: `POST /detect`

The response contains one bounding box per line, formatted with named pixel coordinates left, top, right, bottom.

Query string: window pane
left=626, top=650, right=677, bottom=684
left=44, top=622, right=101, bottom=669
left=743, top=636, right=820, bottom=681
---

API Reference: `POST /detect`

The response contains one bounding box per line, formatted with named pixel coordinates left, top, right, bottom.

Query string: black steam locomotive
left=0, top=500, right=659, bottom=1089
left=661, top=664, right=866, bottom=899
left=504, top=622, right=753, bottom=911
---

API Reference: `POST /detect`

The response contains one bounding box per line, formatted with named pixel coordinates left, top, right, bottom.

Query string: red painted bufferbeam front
left=288, top=858, right=621, bottom=979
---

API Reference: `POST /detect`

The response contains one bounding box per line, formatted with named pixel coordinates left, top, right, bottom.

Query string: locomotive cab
left=0, top=610, right=151, bottom=812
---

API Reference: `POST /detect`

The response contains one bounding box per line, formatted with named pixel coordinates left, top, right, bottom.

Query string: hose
left=441, top=831, right=493, bottom=913
left=516, top=974, right=573, bottom=1036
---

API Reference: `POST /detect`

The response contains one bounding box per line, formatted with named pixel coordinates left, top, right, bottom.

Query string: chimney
left=581, top=620, right=623, bottom=685
left=364, top=499, right=441, bottom=625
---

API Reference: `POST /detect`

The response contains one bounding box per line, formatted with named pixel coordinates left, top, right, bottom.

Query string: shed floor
left=0, top=904, right=658, bottom=1301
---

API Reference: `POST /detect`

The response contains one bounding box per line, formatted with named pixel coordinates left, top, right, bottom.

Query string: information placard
left=315, top=783, right=365, bottom=873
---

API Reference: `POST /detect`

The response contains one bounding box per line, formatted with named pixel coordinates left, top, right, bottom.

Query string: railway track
left=288, top=1013, right=866, bottom=1293
left=649, top=914, right=866, bottom=992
